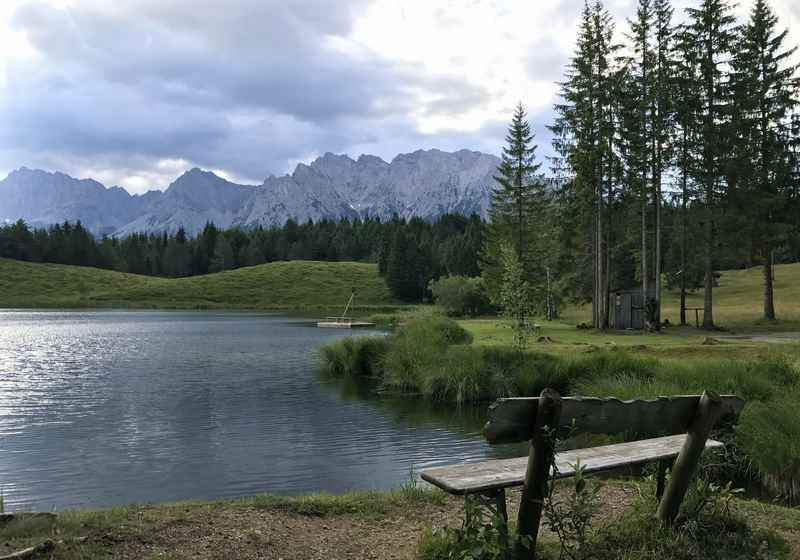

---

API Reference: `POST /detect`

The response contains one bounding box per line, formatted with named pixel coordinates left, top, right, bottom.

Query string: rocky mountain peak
left=0, top=148, right=503, bottom=235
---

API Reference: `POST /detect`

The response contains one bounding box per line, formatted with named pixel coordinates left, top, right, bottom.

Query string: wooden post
left=656, top=459, right=669, bottom=501
left=515, top=388, right=562, bottom=559
left=656, top=390, right=723, bottom=524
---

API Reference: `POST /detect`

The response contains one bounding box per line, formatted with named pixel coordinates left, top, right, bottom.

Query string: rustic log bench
left=421, top=389, right=744, bottom=557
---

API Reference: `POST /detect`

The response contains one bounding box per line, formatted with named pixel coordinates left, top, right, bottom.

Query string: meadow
left=0, top=258, right=395, bottom=311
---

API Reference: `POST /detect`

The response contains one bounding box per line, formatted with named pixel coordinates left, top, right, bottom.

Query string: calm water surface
left=0, top=311, right=519, bottom=511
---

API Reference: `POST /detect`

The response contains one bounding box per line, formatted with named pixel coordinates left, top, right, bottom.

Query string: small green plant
left=498, top=243, right=536, bottom=352
left=682, top=479, right=744, bottom=522
left=418, top=498, right=513, bottom=560
left=543, top=426, right=602, bottom=560
left=0, top=488, right=4, bottom=514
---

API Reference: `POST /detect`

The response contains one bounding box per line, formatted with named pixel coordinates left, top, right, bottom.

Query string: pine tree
left=550, top=0, right=621, bottom=328
left=730, top=0, right=799, bottom=321
left=481, top=103, right=547, bottom=306
left=682, top=0, right=737, bottom=329
left=651, top=0, right=675, bottom=327
left=625, top=0, right=656, bottom=326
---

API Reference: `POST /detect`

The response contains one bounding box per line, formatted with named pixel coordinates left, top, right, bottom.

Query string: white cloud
left=0, top=0, right=798, bottom=191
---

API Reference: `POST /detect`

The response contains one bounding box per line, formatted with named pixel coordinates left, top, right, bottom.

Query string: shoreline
left=2, top=483, right=797, bottom=559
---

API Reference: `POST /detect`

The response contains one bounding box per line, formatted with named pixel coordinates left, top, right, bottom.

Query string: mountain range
left=0, top=149, right=502, bottom=236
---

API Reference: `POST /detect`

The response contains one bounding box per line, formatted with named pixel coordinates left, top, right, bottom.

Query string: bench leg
left=657, top=391, right=723, bottom=525
left=656, top=459, right=670, bottom=501
left=463, top=490, right=510, bottom=551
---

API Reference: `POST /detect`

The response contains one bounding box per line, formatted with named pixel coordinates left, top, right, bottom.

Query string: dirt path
left=716, top=332, right=800, bottom=344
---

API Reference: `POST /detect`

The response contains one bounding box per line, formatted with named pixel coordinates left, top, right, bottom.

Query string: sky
left=0, top=0, right=798, bottom=194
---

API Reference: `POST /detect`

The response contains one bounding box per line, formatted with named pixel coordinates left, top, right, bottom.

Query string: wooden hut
left=609, top=287, right=656, bottom=330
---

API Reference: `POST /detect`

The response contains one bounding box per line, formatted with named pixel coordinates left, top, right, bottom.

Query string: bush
left=737, top=392, right=800, bottom=504
left=382, top=315, right=473, bottom=395
left=318, top=336, right=390, bottom=378
left=429, top=275, right=492, bottom=317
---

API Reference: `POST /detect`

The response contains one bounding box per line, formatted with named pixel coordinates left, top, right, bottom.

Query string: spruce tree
left=481, top=103, right=547, bottom=308
left=625, top=0, right=655, bottom=326
left=730, top=0, right=799, bottom=320
left=682, top=0, right=737, bottom=329
left=651, top=0, right=675, bottom=327
left=551, top=0, right=621, bottom=328
left=674, top=26, right=701, bottom=325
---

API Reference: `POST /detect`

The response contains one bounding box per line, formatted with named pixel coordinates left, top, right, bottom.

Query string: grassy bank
left=319, top=315, right=800, bottom=503
left=0, top=258, right=394, bottom=310
left=1, top=483, right=796, bottom=559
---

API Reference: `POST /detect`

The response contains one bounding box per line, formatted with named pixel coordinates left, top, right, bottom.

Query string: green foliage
left=382, top=316, right=473, bottom=394
left=429, top=275, right=492, bottom=317
left=482, top=103, right=550, bottom=306
left=417, top=498, right=514, bottom=560
left=318, top=336, right=390, bottom=378
left=545, top=459, right=602, bottom=560
left=0, top=215, right=485, bottom=304
left=737, top=392, right=800, bottom=503
left=498, top=244, right=536, bottom=351
left=589, top=489, right=787, bottom=560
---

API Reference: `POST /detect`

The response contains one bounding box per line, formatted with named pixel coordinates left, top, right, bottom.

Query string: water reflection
left=0, top=311, right=522, bottom=512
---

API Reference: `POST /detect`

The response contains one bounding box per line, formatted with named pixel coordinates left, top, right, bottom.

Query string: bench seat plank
left=420, top=434, right=723, bottom=495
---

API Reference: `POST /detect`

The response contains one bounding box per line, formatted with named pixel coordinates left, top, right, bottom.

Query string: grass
left=660, top=262, right=800, bottom=331
left=0, top=487, right=447, bottom=559
left=1, top=485, right=796, bottom=559
left=0, top=258, right=395, bottom=311
left=417, top=481, right=794, bottom=560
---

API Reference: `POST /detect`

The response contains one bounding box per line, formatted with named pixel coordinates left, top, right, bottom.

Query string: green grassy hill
left=661, top=262, right=800, bottom=328
left=0, top=258, right=395, bottom=311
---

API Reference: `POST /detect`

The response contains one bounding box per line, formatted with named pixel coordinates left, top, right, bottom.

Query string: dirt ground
left=2, top=483, right=798, bottom=559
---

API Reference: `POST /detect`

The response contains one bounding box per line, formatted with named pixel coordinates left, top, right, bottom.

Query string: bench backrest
left=483, top=393, right=745, bottom=444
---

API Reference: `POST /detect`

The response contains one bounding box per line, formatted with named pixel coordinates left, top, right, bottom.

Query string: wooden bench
left=421, top=389, right=744, bottom=557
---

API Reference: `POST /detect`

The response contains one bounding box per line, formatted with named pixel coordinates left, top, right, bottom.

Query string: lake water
left=0, top=311, right=520, bottom=511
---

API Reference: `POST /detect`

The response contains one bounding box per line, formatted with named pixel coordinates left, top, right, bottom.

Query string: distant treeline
left=0, top=215, right=484, bottom=302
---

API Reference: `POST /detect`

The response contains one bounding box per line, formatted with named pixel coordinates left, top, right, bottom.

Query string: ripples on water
left=0, top=311, right=521, bottom=511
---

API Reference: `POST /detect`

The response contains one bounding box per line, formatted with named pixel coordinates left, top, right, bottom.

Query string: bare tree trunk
left=764, top=249, right=776, bottom=321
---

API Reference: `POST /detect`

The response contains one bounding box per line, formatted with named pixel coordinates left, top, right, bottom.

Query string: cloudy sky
left=1, top=0, right=798, bottom=194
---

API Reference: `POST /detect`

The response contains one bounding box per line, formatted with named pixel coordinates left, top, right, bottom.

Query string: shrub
left=318, top=336, right=389, bottom=378
left=737, top=392, right=800, bottom=504
left=382, top=316, right=473, bottom=395
left=429, top=275, right=492, bottom=317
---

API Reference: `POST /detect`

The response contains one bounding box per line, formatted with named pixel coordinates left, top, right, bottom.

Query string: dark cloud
left=1, top=0, right=493, bottom=186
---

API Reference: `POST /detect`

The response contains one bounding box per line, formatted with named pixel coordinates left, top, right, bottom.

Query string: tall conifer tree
left=731, top=0, right=799, bottom=320
left=682, top=0, right=737, bottom=329
left=482, top=103, right=547, bottom=308
left=551, top=0, right=621, bottom=328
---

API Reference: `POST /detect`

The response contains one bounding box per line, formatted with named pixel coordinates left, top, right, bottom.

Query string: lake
left=0, top=311, right=519, bottom=511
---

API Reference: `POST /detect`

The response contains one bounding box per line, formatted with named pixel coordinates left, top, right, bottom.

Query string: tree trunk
left=654, top=166, right=662, bottom=330
left=764, top=249, right=776, bottom=321
left=642, top=180, right=648, bottom=331
left=702, top=195, right=714, bottom=330
left=680, top=130, right=688, bottom=326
